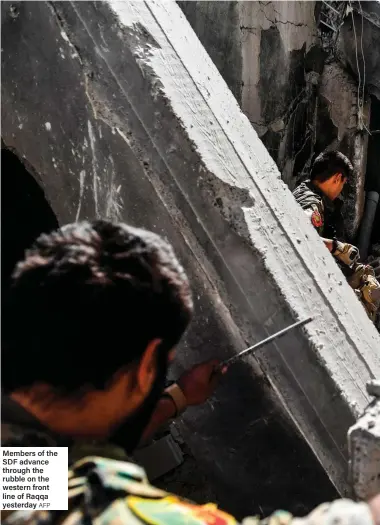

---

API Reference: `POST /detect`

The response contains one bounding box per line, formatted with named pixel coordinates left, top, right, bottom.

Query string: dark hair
left=2, top=220, right=193, bottom=394
left=310, top=151, right=354, bottom=183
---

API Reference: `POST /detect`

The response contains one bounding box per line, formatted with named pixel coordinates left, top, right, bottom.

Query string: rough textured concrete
left=337, top=1, right=380, bottom=101
left=348, top=380, right=380, bottom=501
left=179, top=1, right=371, bottom=240
left=318, top=62, right=370, bottom=240
left=177, top=1, right=242, bottom=104
left=2, top=0, right=380, bottom=515
left=180, top=0, right=318, bottom=177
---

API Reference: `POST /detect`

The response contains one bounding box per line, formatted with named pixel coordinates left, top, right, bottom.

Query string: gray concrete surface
left=177, top=1, right=242, bottom=104
left=179, top=1, right=371, bottom=240
left=348, top=380, right=380, bottom=501
left=337, top=1, right=380, bottom=102
left=2, top=0, right=380, bottom=516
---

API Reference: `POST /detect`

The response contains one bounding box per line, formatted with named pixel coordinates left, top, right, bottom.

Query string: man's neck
left=10, top=388, right=114, bottom=440
left=311, top=180, right=332, bottom=201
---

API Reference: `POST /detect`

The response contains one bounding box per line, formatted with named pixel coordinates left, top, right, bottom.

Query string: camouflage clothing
left=3, top=455, right=375, bottom=525
left=348, top=264, right=380, bottom=321
left=1, top=398, right=375, bottom=525
left=292, top=181, right=380, bottom=321
left=292, top=181, right=342, bottom=238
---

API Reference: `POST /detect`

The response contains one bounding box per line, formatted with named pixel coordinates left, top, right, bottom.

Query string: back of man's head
left=310, top=150, right=354, bottom=183
left=2, top=220, right=193, bottom=395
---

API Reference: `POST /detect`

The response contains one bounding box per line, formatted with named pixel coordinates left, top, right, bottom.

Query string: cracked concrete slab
left=180, top=1, right=370, bottom=240
left=2, top=0, right=380, bottom=514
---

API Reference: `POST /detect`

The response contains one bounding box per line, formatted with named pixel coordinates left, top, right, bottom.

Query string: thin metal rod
left=319, top=19, right=338, bottom=32
left=321, top=1, right=340, bottom=15
left=220, top=317, right=313, bottom=369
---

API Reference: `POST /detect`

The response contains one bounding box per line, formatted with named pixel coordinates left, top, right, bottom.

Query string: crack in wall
left=258, top=1, right=311, bottom=29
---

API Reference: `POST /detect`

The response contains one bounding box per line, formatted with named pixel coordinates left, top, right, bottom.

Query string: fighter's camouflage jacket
left=3, top=455, right=374, bottom=525
left=1, top=398, right=375, bottom=525
left=292, top=181, right=380, bottom=320
left=292, top=180, right=340, bottom=238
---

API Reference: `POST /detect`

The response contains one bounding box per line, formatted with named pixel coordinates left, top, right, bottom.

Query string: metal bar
left=321, top=1, right=341, bottom=16
left=319, top=19, right=338, bottom=32
left=219, top=317, right=313, bottom=369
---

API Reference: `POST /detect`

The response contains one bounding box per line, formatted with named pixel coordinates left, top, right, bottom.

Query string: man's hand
left=333, top=241, right=360, bottom=267
left=138, top=359, right=225, bottom=445
left=178, top=359, right=225, bottom=406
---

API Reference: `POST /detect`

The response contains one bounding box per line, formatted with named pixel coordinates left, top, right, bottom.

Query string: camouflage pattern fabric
left=348, top=264, right=380, bottom=321
left=293, top=182, right=380, bottom=321
left=3, top=455, right=374, bottom=525
left=293, top=181, right=326, bottom=235
left=1, top=387, right=375, bottom=524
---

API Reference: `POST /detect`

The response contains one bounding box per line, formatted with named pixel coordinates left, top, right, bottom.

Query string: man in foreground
left=2, top=220, right=379, bottom=524
left=293, top=151, right=380, bottom=320
left=1, top=220, right=221, bottom=452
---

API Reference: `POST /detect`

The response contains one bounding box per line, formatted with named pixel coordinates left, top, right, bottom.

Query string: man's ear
left=137, top=338, right=162, bottom=396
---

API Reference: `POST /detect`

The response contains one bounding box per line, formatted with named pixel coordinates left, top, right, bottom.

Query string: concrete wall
left=337, top=1, right=380, bottom=102
left=3, top=0, right=380, bottom=517
left=178, top=0, right=318, bottom=180
left=177, top=1, right=242, bottom=104
left=179, top=0, right=371, bottom=240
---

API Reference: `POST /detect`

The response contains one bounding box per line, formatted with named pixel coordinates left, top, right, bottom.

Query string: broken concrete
left=179, top=1, right=372, bottom=240
left=337, top=1, right=380, bottom=101
left=179, top=0, right=318, bottom=178
left=2, top=0, right=380, bottom=515
left=176, top=1, right=242, bottom=104
left=348, top=380, right=380, bottom=501
left=318, top=61, right=370, bottom=240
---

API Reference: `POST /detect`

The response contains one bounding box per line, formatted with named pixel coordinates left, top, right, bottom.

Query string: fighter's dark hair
left=310, top=150, right=354, bottom=183
left=2, top=220, right=193, bottom=394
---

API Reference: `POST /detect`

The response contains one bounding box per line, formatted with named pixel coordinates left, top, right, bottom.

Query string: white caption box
left=1, top=447, right=68, bottom=511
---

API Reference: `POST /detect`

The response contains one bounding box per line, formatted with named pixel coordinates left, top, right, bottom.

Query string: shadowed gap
left=1, top=145, right=59, bottom=295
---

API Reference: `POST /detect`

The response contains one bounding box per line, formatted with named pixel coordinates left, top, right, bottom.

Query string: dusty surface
left=179, top=0, right=372, bottom=240
left=2, top=0, right=380, bottom=515
left=337, top=1, right=380, bottom=102
left=348, top=381, right=380, bottom=502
